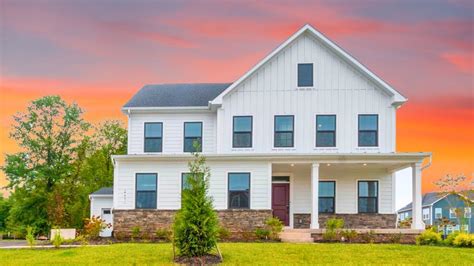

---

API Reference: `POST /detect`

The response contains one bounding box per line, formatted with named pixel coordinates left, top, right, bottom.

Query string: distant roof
left=123, top=83, right=231, bottom=108
left=398, top=191, right=474, bottom=213
left=90, top=187, right=113, bottom=196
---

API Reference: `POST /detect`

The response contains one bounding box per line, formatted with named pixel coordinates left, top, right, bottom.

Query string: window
left=102, top=208, right=111, bottom=215
left=274, top=115, right=294, bottom=147
left=181, top=173, right=192, bottom=191
left=316, top=115, right=336, bottom=147
left=358, top=115, right=378, bottom=147
left=450, top=208, right=457, bottom=218
left=233, top=116, right=252, bottom=148
left=184, top=122, right=202, bottom=152
left=228, top=173, right=250, bottom=209
left=422, top=208, right=430, bottom=221
left=136, top=173, right=157, bottom=209
left=297, top=63, right=313, bottom=87
left=465, top=207, right=471, bottom=218
left=435, top=208, right=442, bottom=219
left=358, top=181, right=378, bottom=213
left=144, top=122, right=162, bottom=152
left=399, top=213, right=405, bottom=220
left=319, top=181, right=335, bottom=213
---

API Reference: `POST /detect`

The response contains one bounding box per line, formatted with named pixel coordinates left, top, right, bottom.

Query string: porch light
left=327, top=163, right=331, bottom=166
left=290, top=163, right=295, bottom=167
left=363, top=163, right=367, bottom=166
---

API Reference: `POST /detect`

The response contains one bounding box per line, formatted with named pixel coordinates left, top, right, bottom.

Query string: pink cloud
left=441, top=52, right=474, bottom=73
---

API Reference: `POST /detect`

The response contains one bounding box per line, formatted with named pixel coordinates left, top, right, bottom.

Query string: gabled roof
left=398, top=191, right=474, bottom=213
left=211, top=24, right=407, bottom=106
left=90, top=187, right=113, bottom=196
left=123, top=83, right=231, bottom=109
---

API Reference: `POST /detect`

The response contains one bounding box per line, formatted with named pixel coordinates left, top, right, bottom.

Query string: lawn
left=1, top=243, right=473, bottom=265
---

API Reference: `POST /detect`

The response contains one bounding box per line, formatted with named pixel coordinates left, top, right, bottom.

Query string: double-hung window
left=316, top=115, right=336, bottom=147
left=358, top=181, right=378, bottom=213
left=233, top=116, right=252, bottom=148
left=422, top=208, right=430, bottom=221
left=184, top=122, right=202, bottom=152
left=319, top=181, right=335, bottom=213
left=136, top=173, right=157, bottom=209
left=435, top=208, right=442, bottom=219
left=144, top=122, right=163, bottom=152
left=449, top=208, right=457, bottom=218
left=228, top=173, right=250, bottom=209
left=181, top=173, right=192, bottom=191
left=358, top=115, right=378, bottom=147
left=297, top=63, right=313, bottom=87
left=465, top=207, right=471, bottom=218
left=274, top=115, right=294, bottom=147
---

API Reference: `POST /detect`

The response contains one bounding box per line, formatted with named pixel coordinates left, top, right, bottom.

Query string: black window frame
left=228, top=172, right=251, bottom=209
left=135, top=173, right=157, bottom=209
left=358, top=114, right=378, bottom=147
left=297, top=63, right=314, bottom=87
left=274, top=115, right=295, bottom=148
left=232, top=116, right=253, bottom=148
left=183, top=122, right=203, bottom=152
left=358, top=180, right=378, bottom=213
left=144, top=122, right=163, bottom=152
left=181, top=173, right=192, bottom=191
left=316, top=115, right=336, bottom=147
left=319, top=181, right=336, bottom=214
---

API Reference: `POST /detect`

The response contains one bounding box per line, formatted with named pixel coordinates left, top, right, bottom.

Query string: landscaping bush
left=26, top=226, right=36, bottom=247
left=265, top=217, right=283, bottom=240
left=388, top=233, right=402, bottom=244
left=83, top=215, right=110, bottom=240
left=254, top=228, right=270, bottom=240
left=444, top=231, right=459, bottom=246
left=173, top=148, right=219, bottom=258
left=416, top=229, right=441, bottom=246
left=131, top=226, right=141, bottom=241
left=52, top=229, right=63, bottom=248
left=361, top=230, right=376, bottom=244
left=155, top=228, right=172, bottom=242
left=217, top=227, right=231, bottom=241
left=341, top=229, right=358, bottom=243
left=323, top=218, right=344, bottom=241
left=452, top=233, right=474, bottom=248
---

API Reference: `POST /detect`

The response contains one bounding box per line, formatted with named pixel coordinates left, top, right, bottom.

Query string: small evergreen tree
left=173, top=144, right=219, bottom=257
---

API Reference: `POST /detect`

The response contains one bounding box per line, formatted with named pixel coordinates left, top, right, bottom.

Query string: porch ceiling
left=272, top=161, right=413, bottom=173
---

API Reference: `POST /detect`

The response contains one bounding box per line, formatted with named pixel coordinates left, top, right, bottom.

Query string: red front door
left=272, top=183, right=290, bottom=226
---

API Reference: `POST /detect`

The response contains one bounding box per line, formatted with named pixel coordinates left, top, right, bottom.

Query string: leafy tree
left=173, top=145, right=219, bottom=257
left=0, top=196, right=11, bottom=231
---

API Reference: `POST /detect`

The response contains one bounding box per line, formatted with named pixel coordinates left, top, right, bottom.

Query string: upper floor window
left=449, top=208, right=457, bottom=219
left=144, top=122, right=163, bottom=152
left=233, top=116, right=252, bottom=148
left=184, top=122, right=202, bottom=152
left=297, top=63, right=313, bottom=87
left=274, top=115, right=294, bottom=147
left=316, top=115, right=336, bottom=147
left=319, top=181, right=335, bottom=213
left=228, top=173, right=250, bottom=209
left=358, top=180, right=378, bottom=213
left=435, top=208, right=442, bottom=219
left=136, top=173, right=157, bottom=209
left=358, top=114, right=378, bottom=147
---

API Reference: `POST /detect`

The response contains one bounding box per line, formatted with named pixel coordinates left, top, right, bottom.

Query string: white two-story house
left=90, top=24, right=430, bottom=237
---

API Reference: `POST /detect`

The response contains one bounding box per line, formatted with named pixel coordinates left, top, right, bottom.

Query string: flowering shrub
left=416, top=229, right=441, bottom=245
left=83, top=215, right=111, bottom=240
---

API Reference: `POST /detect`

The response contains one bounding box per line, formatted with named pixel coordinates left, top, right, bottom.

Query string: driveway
left=0, top=240, right=28, bottom=247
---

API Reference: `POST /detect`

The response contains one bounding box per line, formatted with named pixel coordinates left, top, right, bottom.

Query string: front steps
left=279, top=229, right=314, bottom=243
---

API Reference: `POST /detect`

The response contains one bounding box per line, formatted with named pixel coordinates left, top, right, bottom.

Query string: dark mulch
left=174, top=255, right=222, bottom=265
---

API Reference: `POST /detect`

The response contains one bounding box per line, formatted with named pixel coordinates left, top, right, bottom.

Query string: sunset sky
left=0, top=0, right=473, bottom=201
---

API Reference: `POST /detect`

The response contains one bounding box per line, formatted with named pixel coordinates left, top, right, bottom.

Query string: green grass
left=1, top=243, right=473, bottom=265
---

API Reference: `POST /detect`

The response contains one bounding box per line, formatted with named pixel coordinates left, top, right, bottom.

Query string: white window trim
left=435, top=208, right=442, bottom=219
left=465, top=207, right=471, bottom=218
left=449, top=208, right=457, bottom=219
left=296, top=62, right=315, bottom=89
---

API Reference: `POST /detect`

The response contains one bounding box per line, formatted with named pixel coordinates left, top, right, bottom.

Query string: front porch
left=269, top=154, right=428, bottom=230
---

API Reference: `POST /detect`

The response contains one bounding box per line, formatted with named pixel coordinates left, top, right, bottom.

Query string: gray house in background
left=397, top=191, right=473, bottom=233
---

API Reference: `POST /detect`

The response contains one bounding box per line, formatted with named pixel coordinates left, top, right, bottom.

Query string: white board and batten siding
left=218, top=32, right=396, bottom=154
left=113, top=160, right=271, bottom=210
left=127, top=112, right=217, bottom=154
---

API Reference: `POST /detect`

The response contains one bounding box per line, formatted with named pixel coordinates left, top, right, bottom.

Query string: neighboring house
left=89, top=187, right=113, bottom=237
left=398, top=191, right=474, bottom=233
left=90, top=24, right=431, bottom=237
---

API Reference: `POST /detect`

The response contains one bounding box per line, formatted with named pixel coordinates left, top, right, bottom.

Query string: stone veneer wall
left=113, top=209, right=272, bottom=237
left=292, top=213, right=397, bottom=229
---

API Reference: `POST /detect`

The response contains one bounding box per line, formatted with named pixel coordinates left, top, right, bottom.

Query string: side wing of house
left=432, top=194, right=473, bottom=233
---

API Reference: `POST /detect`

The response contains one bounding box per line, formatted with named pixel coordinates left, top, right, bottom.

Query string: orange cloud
left=441, top=52, right=474, bottom=73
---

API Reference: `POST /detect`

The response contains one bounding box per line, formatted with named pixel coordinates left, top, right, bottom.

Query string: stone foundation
left=292, top=213, right=397, bottom=229
left=113, top=209, right=272, bottom=238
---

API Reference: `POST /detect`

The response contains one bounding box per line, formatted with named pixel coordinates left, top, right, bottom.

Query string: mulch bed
left=174, top=255, right=222, bottom=265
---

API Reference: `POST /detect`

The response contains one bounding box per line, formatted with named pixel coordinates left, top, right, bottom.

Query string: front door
left=272, top=183, right=290, bottom=226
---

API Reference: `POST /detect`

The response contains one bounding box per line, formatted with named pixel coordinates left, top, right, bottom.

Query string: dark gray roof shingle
left=398, top=191, right=474, bottom=213
left=90, top=187, right=113, bottom=196
left=123, top=83, right=231, bottom=108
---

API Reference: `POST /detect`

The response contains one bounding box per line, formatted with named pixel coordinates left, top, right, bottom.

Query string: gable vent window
left=233, top=116, right=253, bottom=148
left=184, top=122, right=202, bottom=152
left=144, top=122, right=163, bottom=152
left=358, top=114, right=378, bottom=147
left=316, top=115, right=336, bottom=147
left=297, top=63, right=313, bottom=87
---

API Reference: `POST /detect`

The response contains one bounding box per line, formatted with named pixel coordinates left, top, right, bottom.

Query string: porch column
left=311, top=163, right=320, bottom=229
left=411, top=162, right=424, bottom=229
